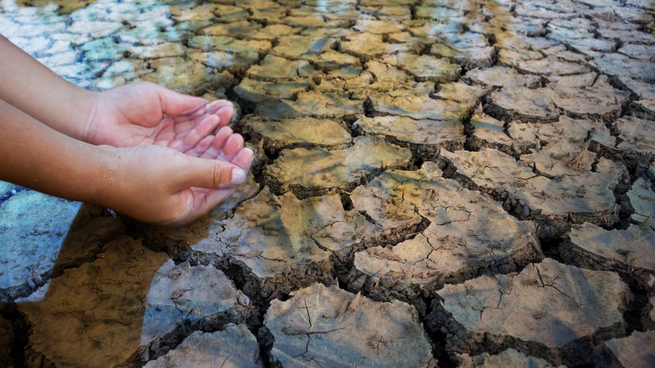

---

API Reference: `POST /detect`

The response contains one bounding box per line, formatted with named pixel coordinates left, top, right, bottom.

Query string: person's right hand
left=96, top=126, right=254, bottom=226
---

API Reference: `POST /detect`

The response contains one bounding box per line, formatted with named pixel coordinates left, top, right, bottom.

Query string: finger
left=157, top=84, right=207, bottom=116
left=206, top=100, right=235, bottom=128
left=216, top=134, right=244, bottom=162
left=200, top=126, right=233, bottom=159
left=181, top=115, right=221, bottom=149
left=176, top=155, right=247, bottom=191
left=189, top=187, right=243, bottom=222
left=215, top=105, right=235, bottom=128
left=231, top=147, right=255, bottom=170
left=185, top=135, right=215, bottom=157
left=172, top=112, right=208, bottom=134
left=186, top=148, right=254, bottom=220
left=211, top=146, right=253, bottom=190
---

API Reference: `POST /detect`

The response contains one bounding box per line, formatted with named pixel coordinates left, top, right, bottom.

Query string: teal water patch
left=0, top=188, right=82, bottom=290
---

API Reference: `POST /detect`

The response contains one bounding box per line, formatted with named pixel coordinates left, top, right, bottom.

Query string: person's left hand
left=80, top=81, right=235, bottom=153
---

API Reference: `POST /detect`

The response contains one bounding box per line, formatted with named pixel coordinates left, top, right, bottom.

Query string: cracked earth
left=1, top=0, right=655, bottom=367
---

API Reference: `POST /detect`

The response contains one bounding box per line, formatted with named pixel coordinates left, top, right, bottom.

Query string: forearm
left=0, top=34, right=97, bottom=141
left=0, top=98, right=112, bottom=205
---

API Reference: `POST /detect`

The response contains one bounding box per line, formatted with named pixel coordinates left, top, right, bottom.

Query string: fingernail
left=231, top=168, right=247, bottom=183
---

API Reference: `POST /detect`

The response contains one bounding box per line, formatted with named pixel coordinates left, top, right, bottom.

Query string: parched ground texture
left=1, top=0, right=655, bottom=367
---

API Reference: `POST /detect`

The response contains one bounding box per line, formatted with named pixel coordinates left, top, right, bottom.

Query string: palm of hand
left=84, top=81, right=235, bottom=153
left=83, top=82, right=254, bottom=225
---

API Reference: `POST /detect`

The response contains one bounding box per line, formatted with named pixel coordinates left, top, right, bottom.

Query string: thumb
left=176, top=156, right=249, bottom=190
left=155, top=84, right=207, bottom=116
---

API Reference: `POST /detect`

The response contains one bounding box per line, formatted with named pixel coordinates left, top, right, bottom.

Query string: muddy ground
left=1, top=0, right=655, bottom=367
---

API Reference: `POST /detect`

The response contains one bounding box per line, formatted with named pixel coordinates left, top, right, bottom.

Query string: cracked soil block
left=144, top=325, right=263, bottom=368
left=242, top=116, right=351, bottom=151
left=442, top=148, right=626, bottom=227
left=191, top=187, right=380, bottom=300
left=264, top=283, right=434, bottom=368
left=562, top=223, right=655, bottom=288
left=351, top=163, right=541, bottom=297
left=266, top=135, right=411, bottom=195
left=430, top=258, right=629, bottom=367
left=141, top=260, right=253, bottom=349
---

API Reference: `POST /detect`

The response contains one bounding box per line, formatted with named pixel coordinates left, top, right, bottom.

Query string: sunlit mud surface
left=1, top=0, right=655, bottom=367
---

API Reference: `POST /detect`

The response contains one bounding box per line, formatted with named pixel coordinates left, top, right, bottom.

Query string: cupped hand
left=82, top=81, right=235, bottom=153
left=97, top=126, right=254, bottom=226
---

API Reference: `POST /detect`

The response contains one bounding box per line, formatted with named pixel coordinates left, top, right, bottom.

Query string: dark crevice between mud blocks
left=257, top=324, right=277, bottom=368
left=462, top=121, right=481, bottom=153
left=423, top=297, right=460, bottom=368
left=225, top=84, right=258, bottom=117
left=136, top=308, right=254, bottom=366
left=342, top=113, right=364, bottom=138
left=363, top=96, right=376, bottom=118
left=171, top=249, right=278, bottom=367
left=426, top=300, right=625, bottom=368
left=335, top=218, right=431, bottom=313
left=628, top=103, right=655, bottom=122
left=344, top=232, right=543, bottom=320
left=559, top=237, right=654, bottom=333
left=622, top=286, right=651, bottom=336
left=0, top=303, right=30, bottom=368
left=0, top=268, right=52, bottom=305
left=339, top=191, right=354, bottom=211
left=537, top=235, right=567, bottom=265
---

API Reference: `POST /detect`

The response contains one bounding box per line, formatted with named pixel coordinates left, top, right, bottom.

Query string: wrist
left=85, top=144, right=123, bottom=209
left=70, top=87, right=101, bottom=143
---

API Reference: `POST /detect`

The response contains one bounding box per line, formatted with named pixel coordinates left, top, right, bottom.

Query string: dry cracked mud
left=429, top=258, right=630, bottom=367
left=349, top=163, right=541, bottom=302
left=2, top=0, right=655, bottom=367
left=264, top=283, right=435, bottom=368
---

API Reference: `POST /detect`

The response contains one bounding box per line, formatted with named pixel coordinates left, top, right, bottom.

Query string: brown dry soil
left=1, top=0, right=655, bottom=367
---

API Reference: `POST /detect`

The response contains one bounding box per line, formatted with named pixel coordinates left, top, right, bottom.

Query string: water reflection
left=0, top=184, right=81, bottom=294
